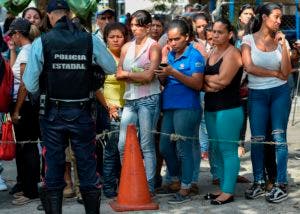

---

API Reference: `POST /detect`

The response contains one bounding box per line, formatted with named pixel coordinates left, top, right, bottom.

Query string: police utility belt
left=39, top=95, right=91, bottom=116
left=48, top=98, right=90, bottom=108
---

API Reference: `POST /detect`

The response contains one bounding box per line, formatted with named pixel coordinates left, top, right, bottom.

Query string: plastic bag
left=1, top=0, right=31, bottom=16
left=0, top=113, right=16, bottom=161
left=67, top=0, right=98, bottom=19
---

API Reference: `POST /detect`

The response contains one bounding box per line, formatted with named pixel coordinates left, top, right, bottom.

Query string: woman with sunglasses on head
left=193, top=12, right=212, bottom=58
left=116, top=10, right=161, bottom=195
left=235, top=4, right=255, bottom=49
left=7, top=18, right=41, bottom=206
left=242, top=3, right=291, bottom=203
left=203, top=18, right=244, bottom=205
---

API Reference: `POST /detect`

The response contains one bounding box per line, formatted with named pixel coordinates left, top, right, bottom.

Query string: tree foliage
left=150, top=0, right=177, bottom=3
left=150, top=0, right=177, bottom=12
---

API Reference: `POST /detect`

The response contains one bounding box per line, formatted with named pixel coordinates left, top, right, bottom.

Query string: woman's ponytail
left=245, top=3, right=282, bottom=35
left=29, top=24, right=40, bottom=41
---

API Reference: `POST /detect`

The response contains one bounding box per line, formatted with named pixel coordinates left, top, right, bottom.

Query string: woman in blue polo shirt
left=156, top=18, right=205, bottom=204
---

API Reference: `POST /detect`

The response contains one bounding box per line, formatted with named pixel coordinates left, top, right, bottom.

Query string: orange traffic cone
left=110, top=124, right=159, bottom=212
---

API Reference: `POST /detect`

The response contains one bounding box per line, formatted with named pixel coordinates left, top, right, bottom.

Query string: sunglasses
left=8, top=30, right=17, bottom=36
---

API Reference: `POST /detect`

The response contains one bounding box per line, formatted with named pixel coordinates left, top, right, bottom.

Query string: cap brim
left=96, top=9, right=115, bottom=17
left=47, top=6, right=70, bottom=13
left=4, top=29, right=13, bottom=37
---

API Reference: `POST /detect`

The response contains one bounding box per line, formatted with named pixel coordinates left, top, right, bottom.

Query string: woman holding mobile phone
left=157, top=18, right=205, bottom=204
left=242, top=3, right=292, bottom=203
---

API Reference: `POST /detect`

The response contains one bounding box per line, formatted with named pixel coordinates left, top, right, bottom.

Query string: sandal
left=211, top=196, right=234, bottom=205
left=13, top=191, right=24, bottom=199
left=12, top=196, right=32, bottom=206
left=204, top=193, right=220, bottom=200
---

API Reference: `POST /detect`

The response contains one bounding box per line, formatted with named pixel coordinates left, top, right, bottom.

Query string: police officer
left=23, top=0, right=116, bottom=213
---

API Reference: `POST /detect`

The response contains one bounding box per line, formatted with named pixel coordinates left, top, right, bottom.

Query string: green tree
left=150, top=0, right=177, bottom=12
left=1, top=0, right=100, bottom=32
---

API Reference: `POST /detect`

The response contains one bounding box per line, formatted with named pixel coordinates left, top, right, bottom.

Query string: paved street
left=0, top=102, right=300, bottom=214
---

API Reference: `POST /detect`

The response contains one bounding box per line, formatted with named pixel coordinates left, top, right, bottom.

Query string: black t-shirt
left=204, top=58, right=243, bottom=112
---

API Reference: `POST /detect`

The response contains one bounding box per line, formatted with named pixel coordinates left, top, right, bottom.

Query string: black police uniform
left=39, top=16, right=101, bottom=214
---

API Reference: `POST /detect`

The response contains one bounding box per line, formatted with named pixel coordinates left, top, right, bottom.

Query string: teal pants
left=205, top=107, right=244, bottom=194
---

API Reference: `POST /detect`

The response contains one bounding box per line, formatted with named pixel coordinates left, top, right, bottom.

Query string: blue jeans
left=200, top=92, right=218, bottom=180
left=96, top=103, right=122, bottom=196
left=118, top=94, right=160, bottom=192
left=192, top=137, right=201, bottom=183
left=208, top=140, right=219, bottom=180
left=159, top=109, right=201, bottom=189
left=248, top=83, right=291, bottom=184
left=40, top=104, right=100, bottom=191
left=205, top=107, right=243, bottom=194
left=199, top=92, right=209, bottom=153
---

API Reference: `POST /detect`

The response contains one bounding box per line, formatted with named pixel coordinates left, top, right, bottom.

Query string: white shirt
left=242, top=34, right=287, bottom=89
left=12, top=43, right=31, bottom=101
left=122, top=37, right=160, bottom=100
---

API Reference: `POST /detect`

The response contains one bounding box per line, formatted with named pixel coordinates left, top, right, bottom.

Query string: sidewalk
left=0, top=104, right=300, bottom=214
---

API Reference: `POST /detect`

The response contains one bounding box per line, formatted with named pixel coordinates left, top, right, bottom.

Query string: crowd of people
left=0, top=0, right=300, bottom=213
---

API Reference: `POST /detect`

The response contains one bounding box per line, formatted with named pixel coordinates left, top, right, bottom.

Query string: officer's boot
left=38, top=182, right=49, bottom=213
left=46, top=189, right=63, bottom=214
left=81, top=189, right=101, bottom=214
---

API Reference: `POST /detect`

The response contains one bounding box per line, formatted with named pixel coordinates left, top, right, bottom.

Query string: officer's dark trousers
left=40, top=104, right=101, bottom=213
left=10, top=101, right=40, bottom=199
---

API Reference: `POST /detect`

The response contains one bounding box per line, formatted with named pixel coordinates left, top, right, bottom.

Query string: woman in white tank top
left=116, top=10, right=162, bottom=194
left=241, top=3, right=292, bottom=203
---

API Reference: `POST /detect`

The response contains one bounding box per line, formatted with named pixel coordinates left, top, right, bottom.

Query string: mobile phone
left=160, top=63, right=168, bottom=67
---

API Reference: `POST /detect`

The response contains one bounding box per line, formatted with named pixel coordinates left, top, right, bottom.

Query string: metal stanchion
left=292, top=68, right=300, bottom=126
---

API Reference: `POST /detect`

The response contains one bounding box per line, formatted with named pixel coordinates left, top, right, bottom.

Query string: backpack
left=0, top=55, right=13, bottom=113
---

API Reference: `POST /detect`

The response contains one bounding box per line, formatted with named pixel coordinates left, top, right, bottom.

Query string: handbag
left=0, top=113, right=16, bottom=160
